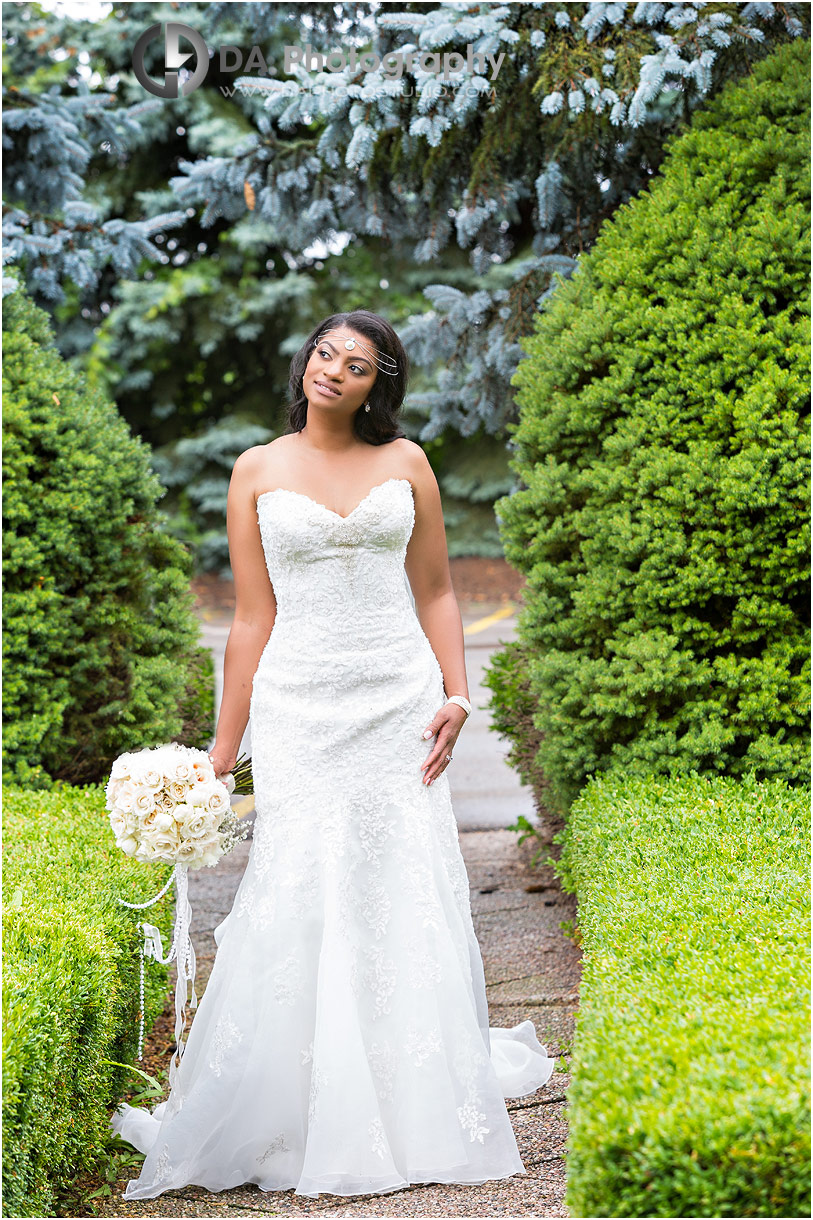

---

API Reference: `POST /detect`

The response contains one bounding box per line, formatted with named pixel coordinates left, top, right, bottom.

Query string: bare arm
left=403, top=445, right=470, bottom=784
left=209, top=449, right=277, bottom=777
left=404, top=446, right=470, bottom=701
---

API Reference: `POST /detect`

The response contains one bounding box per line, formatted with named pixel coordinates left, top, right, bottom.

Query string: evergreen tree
left=2, top=285, right=204, bottom=789
left=484, top=39, right=811, bottom=814
left=162, top=1, right=810, bottom=439
left=1, top=2, right=185, bottom=309
left=2, top=3, right=445, bottom=569
left=3, top=2, right=807, bottom=443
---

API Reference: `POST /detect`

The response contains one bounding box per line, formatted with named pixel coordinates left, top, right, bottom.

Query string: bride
left=110, top=309, right=555, bottom=1201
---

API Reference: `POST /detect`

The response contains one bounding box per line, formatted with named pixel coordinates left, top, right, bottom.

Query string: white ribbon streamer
left=118, top=862, right=198, bottom=1091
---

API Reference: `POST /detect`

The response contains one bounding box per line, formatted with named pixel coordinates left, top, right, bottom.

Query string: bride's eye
left=318, top=349, right=365, bottom=375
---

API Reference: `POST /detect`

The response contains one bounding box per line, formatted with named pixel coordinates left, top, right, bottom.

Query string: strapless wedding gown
left=110, top=475, right=555, bottom=1200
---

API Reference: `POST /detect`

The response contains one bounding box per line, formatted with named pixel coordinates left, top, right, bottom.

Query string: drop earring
left=364, top=401, right=371, bottom=412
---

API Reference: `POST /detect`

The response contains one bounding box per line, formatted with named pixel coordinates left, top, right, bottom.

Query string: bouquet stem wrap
left=118, top=862, right=198, bottom=1091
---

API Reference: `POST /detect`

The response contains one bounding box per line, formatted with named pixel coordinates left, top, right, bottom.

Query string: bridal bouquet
left=106, top=742, right=253, bottom=1087
left=105, top=742, right=251, bottom=869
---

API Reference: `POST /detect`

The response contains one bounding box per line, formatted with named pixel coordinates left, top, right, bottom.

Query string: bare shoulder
left=230, top=445, right=262, bottom=486
left=231, top=437, right=290, bottom=498
left=390, top=438, right=435, bottom=486
left=390, top=436, right=425, bottom=461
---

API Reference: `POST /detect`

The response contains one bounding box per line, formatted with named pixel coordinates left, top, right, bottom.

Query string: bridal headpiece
left=314, top=331, right=399, bottom=376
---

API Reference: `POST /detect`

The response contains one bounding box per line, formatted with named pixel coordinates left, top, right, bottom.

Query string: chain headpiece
left=314, top=330, right=399, bottom=376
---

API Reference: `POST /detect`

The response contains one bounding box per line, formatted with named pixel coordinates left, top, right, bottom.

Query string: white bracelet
left=445, top=694, right=472, bottom=717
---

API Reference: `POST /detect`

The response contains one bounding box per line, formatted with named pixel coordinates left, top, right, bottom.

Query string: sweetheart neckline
left=256, top=476, right=413, bottom=522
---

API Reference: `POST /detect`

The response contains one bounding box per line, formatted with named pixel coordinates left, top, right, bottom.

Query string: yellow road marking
left=463, top=603, right=516, bottom=636
left=232, top=794, right=256, bottom=819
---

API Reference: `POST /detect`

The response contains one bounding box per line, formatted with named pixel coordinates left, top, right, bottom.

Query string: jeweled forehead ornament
left=314, top=331, right=399, bottom=376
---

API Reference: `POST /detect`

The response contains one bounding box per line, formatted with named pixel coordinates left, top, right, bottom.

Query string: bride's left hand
left=420, top=703, right=468, bottom=785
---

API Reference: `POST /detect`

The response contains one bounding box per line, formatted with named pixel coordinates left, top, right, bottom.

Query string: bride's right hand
left=208, top=747, right=236, bottom=781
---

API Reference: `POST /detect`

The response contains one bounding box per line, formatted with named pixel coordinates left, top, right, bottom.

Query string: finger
left=422, top=755, right=450, bottom=785
left=422, top=709, right=452, bottom=738
left=421, top=728, right=455, bottom=759
left=420, top=738, right=450, bottom=772
left=421, top=746, right=453, bottom=784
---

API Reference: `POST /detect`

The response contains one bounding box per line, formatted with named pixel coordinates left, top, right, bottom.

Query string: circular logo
left=133, top=22, right=209, bottom=99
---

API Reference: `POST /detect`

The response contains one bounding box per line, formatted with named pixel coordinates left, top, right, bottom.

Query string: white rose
left=134, top=791, right=157, bottom=819
left=194, top=829, right=219, bottom=858
left=115, top=781, right=138, bottom=813
left=152, top=811, right=175, bottom=833
left=150, top=831, right=179, bottom=858
left=137, top=827, right=159, bottom=850
left=110, top=755, right=133, bottom=781
left=180, top=811, right=212, bottom=840
left=141, top=768, right=162, bottom=790
left=139, top=808, right=160, bottom=832
left=196, top=834, right=223, bottom=867
left=172, top=801, right=194, bottom=821
left=205, top=787, right=229, bottom=814
left=168, top=780, right=188, bottom=802
left=109, top=811, right=128, bottom=838
left=118, top=835, right=139, bottom=856
left=176, top=839, right=202, bottom=864
left=173, top=759, right=194, bottom=783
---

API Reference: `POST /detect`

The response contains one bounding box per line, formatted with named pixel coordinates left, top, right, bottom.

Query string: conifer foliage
left=2, top=2, right=808, bottom=444
left=2, top=287, right=203, bottom=789
left=484, top=39, right=811, bottom=815
left=180, top=1, right=810, bottom=441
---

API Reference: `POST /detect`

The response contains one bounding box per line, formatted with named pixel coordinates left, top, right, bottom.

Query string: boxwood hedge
left=557, top=770, right=810, bottom=1217
left=2, top=784, right=174, bottom=1217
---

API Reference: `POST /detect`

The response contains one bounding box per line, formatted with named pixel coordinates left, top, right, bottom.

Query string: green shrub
left=2, top=784, right=174, bottom=1218
left=176, top=644, right=216, bottom=751
left=486, top=39, right=811, bottom=817
left=482, top=637, right=560, bottom=827
left=557, top=770, right=810, bottom=1217
left=2, top=286, right=208, bottom=791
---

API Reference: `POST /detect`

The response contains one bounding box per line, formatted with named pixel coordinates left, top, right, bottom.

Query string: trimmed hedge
left=557, top=771, right=810, bottom=1217
left=2, top=785, right=174, bottom=1218
left=486, top=39, right=811, bottom=817
left=2, top=286, right=207, bottom=791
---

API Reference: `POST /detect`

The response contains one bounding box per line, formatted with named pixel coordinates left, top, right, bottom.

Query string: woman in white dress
left=110, top=309, right=554, bottom=1201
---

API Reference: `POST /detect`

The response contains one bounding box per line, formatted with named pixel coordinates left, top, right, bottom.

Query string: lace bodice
left=256, top=477, right=416, bottom=644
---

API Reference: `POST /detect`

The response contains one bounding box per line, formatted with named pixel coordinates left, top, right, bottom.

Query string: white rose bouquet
left=105, top=741, right=250, bottom=869
left=107, top=741, right=253, bottom=1086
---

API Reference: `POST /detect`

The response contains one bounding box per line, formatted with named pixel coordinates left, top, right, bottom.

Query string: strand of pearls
left=118, top=867, right=179, bottom=1062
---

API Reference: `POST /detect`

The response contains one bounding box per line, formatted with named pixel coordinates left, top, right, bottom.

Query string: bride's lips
left=314, top=380, right=341, bottom=398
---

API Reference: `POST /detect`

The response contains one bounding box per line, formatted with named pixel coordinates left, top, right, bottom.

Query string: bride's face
left=304, top=328, right=379, bottom=413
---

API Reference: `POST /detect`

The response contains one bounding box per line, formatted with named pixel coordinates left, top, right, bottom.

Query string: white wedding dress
left=110, top=475, right=555, bottom=1200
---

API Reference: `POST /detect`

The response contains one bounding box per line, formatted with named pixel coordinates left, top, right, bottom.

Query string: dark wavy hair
left=286, top=310, right=410, bottom=445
